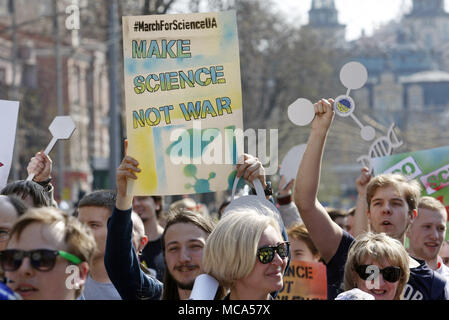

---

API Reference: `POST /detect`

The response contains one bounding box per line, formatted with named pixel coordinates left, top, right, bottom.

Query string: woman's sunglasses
left=256, top=242, right=290, bottom=264
left=0, top=249, right=82, bottom=272
left=354, top=264, right=401, bottom=283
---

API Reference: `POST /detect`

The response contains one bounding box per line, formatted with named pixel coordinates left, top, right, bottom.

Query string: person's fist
left=116, top=156, right=140, bottom=197
left=27, top=152, right=52, bottom=182
left=236, top=154, right=266, bottom=188
left=311, top=98, right=335, bottom=135
left=355, top=167, right=371, bottom=195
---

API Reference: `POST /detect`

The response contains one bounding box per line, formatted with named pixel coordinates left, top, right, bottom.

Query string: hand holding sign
left=311, top=98, right=335, bottom=135
left=26, top=116, right=75, bottom=181
left=27, top=152, right=53, bottom=183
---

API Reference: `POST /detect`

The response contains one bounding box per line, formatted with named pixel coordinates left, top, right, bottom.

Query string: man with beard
left=294, top=98, right=447, bottom=300
left=106, top=153, right=266, bottom=299
left=159, top=209, right=220, bottom=299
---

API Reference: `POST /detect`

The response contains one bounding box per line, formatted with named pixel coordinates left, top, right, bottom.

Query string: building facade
left=0, top=0, right=110, bottom=203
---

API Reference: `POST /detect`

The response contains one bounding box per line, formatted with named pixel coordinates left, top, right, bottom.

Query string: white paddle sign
left=26, top=116, right=76, bottom=181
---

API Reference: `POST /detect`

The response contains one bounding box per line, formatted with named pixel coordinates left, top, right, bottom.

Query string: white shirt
left=435, top=256, right=449, bottom=300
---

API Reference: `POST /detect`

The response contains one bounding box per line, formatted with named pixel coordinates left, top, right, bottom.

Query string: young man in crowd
left=76, top=190, right=148, bottom=299
left=294, top=98, right=447, bottom=300
left=408, top=196, right=449, bottom=289
left=1, top=181, right=51, bottom=208
left=1, top=207, right=95, bottom=299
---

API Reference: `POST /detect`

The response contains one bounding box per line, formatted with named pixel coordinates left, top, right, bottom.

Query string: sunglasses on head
left=0, top=249, right=82, bottom=272
left=256, top=242, right=290, bottom=264
left=354, top=264, right=401, bottom=283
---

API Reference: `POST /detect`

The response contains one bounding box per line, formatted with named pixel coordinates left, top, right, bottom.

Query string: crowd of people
left=0, top=99, right=448, bottom=301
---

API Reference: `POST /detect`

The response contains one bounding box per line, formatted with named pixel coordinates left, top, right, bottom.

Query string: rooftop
left=400, top=70, right=449, bottom=83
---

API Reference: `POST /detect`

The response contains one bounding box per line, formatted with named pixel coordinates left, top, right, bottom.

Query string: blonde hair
left=418, top=196, right=446, bottom=212
left=10, top=207, right=96, bottom=298
left=344, top=232, right=409, bottom=300
left=203, top=209, right=282, bottom=289
left=366, top=173, right=421, bottom=213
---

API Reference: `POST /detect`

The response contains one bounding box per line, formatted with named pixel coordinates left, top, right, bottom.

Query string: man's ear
left=138, top=235, right=148, bottom=252
left=410, top=209, right=418, bottom=220
left=77, top=262, right=89, bottom=287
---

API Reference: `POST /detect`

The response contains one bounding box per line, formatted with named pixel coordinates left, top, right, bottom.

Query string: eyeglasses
left=354, top=264, right=402, bottom=283
left=0, top=249, right=82, bottom=272
left=256, top=242, right=290, bottom=264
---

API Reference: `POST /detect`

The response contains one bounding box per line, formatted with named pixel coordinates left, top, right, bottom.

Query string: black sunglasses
left=0, top=249, right=82, bottom=272
left=354, top=264, right=402, bottom=283
left=256, top=242, right=290, bottom=264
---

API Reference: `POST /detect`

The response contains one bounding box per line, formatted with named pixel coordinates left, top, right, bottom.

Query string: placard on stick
left=279, top=144, right=307, bottom=189
left=26, top=116, right=76, bottom=181
left=122, top=11, right=244, bottom=196
left=0, top=100, right=19, bottom=189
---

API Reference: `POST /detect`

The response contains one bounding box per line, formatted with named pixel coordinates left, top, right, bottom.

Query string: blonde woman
left=203, top=210, right=289, bottom=300
left=341, top=232, right=410, bottom=300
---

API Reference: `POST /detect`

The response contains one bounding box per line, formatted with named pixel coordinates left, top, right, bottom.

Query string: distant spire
left=311, top=0, right=336, bottom=10
left=308, top=0, right=341, bottom=26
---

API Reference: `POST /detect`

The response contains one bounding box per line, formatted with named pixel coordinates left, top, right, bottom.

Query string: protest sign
left=26, top=116, right=76, bottom=181
left=122, top=11, right=243, bottom=196
left=372, top=145, right=449, bottom=239
left=0, top=100, right=19, bottom=189
left=276, top=260, right=327, bottom=300
left=279, top=144, right=306, bottom=189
